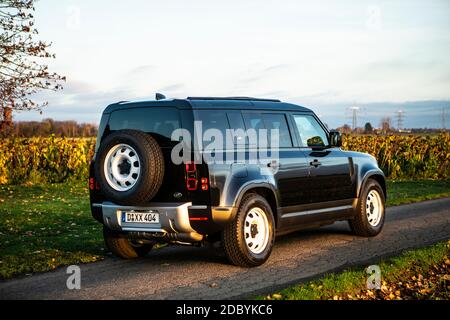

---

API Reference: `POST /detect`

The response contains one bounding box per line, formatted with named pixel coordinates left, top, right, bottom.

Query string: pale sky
left=14, top=0, right=450, bottom=128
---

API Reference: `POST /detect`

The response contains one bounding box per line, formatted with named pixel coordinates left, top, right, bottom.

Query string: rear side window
left=193, top=110, right=232, bottom=148
left=227, top=112, right=247, bottom=147
left=242, top=113, right=265, bottom=147
left=108, top=107, right=181, bottom=145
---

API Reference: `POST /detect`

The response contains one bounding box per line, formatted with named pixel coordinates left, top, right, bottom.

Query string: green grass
left=387, top=179, right=450, bottom=206
left=0, top=182, right=104, bottom=279
left=0, top=179, right=449, bottom=279
left=259, top=241, right=449, bottom=300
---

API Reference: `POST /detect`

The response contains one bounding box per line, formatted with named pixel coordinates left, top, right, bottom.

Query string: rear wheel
left=222, top=193, right=275, bottom=267
left=349, top=179, right=385, bottom=236
left=103, top=227, right=153, bottom=259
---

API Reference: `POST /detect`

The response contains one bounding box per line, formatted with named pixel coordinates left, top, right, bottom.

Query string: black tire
left=95, top=130, right=164, bottom=205
left=103, top=227, right=153, bottom=259
left=222, top=193, right=275, bottom=267
left=349, top=179, right=386, bottom=237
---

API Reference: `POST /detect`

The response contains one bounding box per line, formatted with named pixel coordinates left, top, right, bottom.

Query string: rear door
left=290, top=113, right=355, bottom=204
left=108, top=106, right=191, bottom=203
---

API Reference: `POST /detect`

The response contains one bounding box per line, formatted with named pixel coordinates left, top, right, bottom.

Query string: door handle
left=310, top=159, right=321, bottom=167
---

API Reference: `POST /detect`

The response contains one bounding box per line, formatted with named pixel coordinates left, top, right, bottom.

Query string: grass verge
left=260, top=240, right=450, bottom=300
left=386, top=179, right=450, bottom=206
left=0, top=182, right=103, bottom=279
left=0, top=179, right=449, bottom=279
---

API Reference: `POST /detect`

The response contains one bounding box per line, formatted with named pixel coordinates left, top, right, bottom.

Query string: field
left=0, top=179, right=449, bottom=279
left=0, top=133, right=449, bottom=184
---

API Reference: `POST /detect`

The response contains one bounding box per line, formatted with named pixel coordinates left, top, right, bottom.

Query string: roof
left=103, top=97, right=312, bottom=113
left=187, top=96, right=281, bottom=102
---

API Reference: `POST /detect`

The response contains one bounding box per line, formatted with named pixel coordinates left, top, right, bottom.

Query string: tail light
left=186, top=178, right=198, bottom=191
left=185, top=162, right=209, bottom=192
left=186, top=162, right=196, bottom=173
left=201, top=178, right=209, bottom=191
left=185, top=161, right=198, bottom=191
left=89, top=177, right=100, bottom=191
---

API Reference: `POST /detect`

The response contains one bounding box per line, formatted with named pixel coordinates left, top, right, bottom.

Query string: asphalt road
left=1, top=198, right=449, bottom=300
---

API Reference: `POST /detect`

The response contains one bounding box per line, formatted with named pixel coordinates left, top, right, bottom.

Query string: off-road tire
left=95, top=130, right=164, bottom=205
left=222, top=193, right=275, bottom=267
left=349, top=179, right=385, bottom=237
left=103, top=227, right=153, bottom=259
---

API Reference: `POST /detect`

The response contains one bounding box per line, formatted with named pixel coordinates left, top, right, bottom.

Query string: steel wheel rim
left=366, top=189, right=382, bottom=227
left=244, top=207, right=270, bottom=254
left=104, top=144, right=140, bottom=191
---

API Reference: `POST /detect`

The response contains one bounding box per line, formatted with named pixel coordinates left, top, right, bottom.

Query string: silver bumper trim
left=98, top=201, right=195, bottom=233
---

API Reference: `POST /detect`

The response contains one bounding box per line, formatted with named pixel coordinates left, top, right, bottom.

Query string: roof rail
left=187, top=96, right=281, bottom=102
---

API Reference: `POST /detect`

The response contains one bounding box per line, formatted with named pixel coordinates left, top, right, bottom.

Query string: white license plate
left=121, top=211, right=159, bottom=224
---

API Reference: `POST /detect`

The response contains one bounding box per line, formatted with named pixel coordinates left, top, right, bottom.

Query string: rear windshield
left=108, top=107, right=181, bottom=146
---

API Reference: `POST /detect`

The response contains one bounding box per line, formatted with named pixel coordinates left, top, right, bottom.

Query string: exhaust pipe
left=127, top=231, right=203, bottom=243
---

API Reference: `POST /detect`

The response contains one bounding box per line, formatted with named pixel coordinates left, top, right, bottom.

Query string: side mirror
left=329, top=130, right=342, bottom=147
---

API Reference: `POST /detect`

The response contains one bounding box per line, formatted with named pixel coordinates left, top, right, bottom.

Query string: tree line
left=0, top=119, right=98, bottom=137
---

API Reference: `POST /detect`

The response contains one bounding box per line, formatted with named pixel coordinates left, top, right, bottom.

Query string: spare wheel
left=95, top=130, right=164, bottom=205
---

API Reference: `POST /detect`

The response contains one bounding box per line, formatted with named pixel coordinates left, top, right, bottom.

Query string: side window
left=242, top=113, right=266, bottom=147
left=262, top=114, right=292, bottom=148
left=293, top=114, right=329, bottom=147
left=227, top=112, right=247, bottom=147
left=242, top=113, right=293, bottom=148
left=193, top=110, right=231, bottom=148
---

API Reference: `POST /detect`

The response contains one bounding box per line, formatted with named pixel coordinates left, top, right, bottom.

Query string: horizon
left=11, top=98, right=450, bottom=130
left=11, top=0, right=450, bottom=129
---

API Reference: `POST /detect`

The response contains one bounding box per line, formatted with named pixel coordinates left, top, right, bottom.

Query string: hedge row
left=0, top=134, right=448, bottom=184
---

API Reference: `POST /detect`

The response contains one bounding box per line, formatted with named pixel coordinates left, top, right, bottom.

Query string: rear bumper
left=93, top=202, right=196, bottom=233
left=92, top=201, right=236, bottom=242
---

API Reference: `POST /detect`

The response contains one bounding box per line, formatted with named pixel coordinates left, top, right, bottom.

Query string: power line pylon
left=349, top=106, right=360, bottom=131
left=442, top=107, right=447, bottom=130
left=396, top=110, right=405, bottom=131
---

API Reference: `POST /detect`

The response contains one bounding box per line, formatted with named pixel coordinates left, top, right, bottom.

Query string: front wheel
left=222, top=193, right=275, bottom=267
left=103, top=227, right=153, bottom=259
left=349, top=179, right=386, bottom=237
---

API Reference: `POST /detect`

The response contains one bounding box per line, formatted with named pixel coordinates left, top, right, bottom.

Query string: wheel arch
left=232, top=183, right=280, bottom=227
left=360, top=171, right=387, bottom=200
